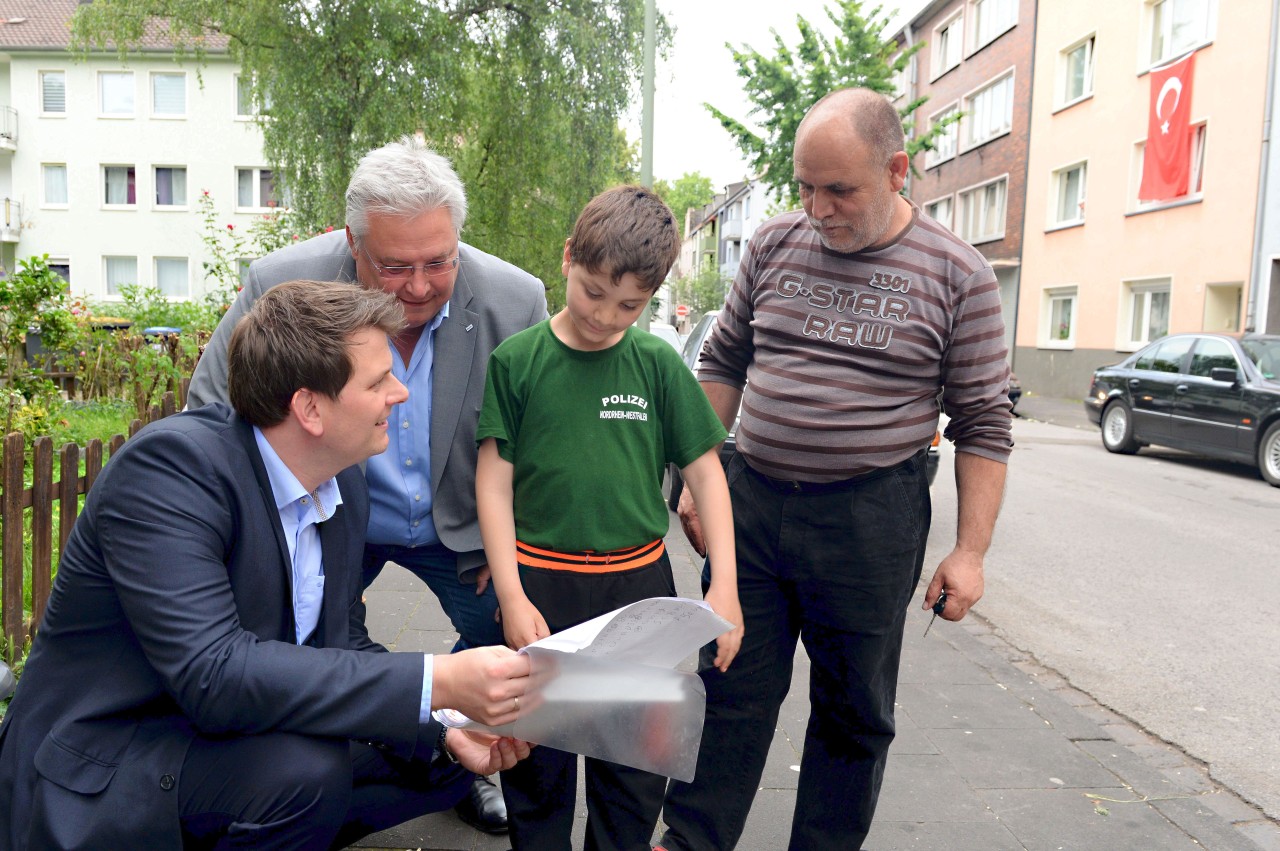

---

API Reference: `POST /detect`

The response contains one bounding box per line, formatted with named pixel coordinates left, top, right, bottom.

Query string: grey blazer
left=187, top=230, right=548, bottom=574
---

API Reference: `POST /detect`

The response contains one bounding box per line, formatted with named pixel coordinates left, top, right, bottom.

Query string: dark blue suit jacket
left=0, top=404, right=429, bottom=849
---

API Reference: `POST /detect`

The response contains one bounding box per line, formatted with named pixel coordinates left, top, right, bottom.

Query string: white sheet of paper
left=434, top=596, right=733, bottom=781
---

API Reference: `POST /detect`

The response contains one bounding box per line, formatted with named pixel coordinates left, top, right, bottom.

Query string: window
left=1042, top=286, right=1077, bottom=346
left=99, top=71, right=134, bottom=116
left=926, top=104, right=959, bottom=167
left=1123, top=278, right=1171, bottom=348
left=151, top=72, right=186, bottom=116
left=889, top=53, right=908, bottom=100
left=104, top=256, right=138, bottom=296
left=42, top=164, right=68, bottom=206
left=237, top=167, right=283, bottom=209
left=1149, top=0, right=1214, bottom=66
left=1189, top=338, right=1239, bottom=377
left=154, top=166, right=188, bottom=207
left=103, top=165, right=137, bottom=206
left=933, top=13, right=963, bottom=77
left=1060, top=36, right=1095, bottom=106
left=235, top=74, right=272, bottom=118
left=971, top=0, right=1017, bottom=50
left=1135, top=334, right=1190, bottom=372
left=155, top=257, right=190, bottom=298
left=40, top=71, right=66, bottom=114
left=925, top=197, right=954, bottom=231
left=1132, top=123, right=1207, bottom=209
left=963, top=72, right=1013, bottom=149
left=957, top=177, right=1007, bottom=244
left=1051, top=162, right=1087, bottom=227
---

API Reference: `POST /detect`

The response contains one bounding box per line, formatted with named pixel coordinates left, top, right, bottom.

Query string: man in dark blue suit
left=0, top=281, right=532, bottom=850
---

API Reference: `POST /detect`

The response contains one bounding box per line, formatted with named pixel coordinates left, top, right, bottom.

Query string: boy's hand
left=704, top=584, right=743, bottom=672
left=500, top=596, right=550, bottom=651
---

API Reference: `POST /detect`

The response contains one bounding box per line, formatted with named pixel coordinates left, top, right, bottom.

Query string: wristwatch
left=436, top=724, right=460, bottom=765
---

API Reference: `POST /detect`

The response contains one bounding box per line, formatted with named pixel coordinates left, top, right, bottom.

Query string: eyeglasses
left=361, top=248, right=459, bottom=280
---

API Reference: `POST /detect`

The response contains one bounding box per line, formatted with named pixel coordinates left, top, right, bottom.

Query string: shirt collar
left=253, top=426, right=343, bottom=516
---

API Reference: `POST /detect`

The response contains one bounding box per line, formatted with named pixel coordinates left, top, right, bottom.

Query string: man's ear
left=290, top=388, right=325, bottom=438
left=888, top=151, right=910, bottom=193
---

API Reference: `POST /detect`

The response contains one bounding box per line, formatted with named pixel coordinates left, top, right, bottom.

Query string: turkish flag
left=1139, top=51, right=1196, bottom=202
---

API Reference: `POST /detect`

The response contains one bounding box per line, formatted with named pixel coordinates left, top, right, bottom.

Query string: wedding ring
left=514, top=696, right=520, bottom=712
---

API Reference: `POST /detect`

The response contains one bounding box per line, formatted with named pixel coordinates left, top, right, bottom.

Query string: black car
left=664, top=312, right=939, bottom=510
left=1083, top=332, right=1280, bottom=486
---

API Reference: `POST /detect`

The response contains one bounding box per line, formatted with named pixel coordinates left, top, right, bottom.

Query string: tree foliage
left=706, top=0, right=942, bottom=208
left=72, top=0, right=664, bottom=296
left=654, top=172, right=715, bottom=237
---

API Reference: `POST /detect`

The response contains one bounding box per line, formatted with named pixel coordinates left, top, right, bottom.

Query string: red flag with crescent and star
left=1139, top=51, right=1196, bottom=202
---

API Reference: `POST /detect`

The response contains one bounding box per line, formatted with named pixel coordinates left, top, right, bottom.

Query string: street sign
left=675, top=304, right=689, bottom=317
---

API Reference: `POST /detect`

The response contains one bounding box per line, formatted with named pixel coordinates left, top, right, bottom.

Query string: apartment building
left=1016, top=0, right=1275, bottom=397
left=0, top=0, right=271, bottom=300
left=899, top=0, right=1038, bottom=361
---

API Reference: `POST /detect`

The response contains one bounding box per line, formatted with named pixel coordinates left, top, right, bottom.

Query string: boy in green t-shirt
left=476, top=185, right=742, bottom=850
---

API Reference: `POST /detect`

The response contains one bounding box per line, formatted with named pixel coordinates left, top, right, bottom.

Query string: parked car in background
left=665, top=311, right=941, bottom=510
left=647, top=321, right=681, bottom=352
left=1083, top=332, right=1280, bottom=486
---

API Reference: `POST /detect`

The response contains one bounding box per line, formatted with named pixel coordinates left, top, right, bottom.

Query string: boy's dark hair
left=568, top=185, right=680, bottom=292
left=228, top=280, right=404, bottom=428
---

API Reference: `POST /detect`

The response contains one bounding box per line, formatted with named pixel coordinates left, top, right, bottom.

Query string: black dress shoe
left=455, top=775, right=508, bottom=834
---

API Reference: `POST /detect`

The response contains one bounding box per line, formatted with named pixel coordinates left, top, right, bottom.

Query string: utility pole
left=639, top=0, right=656, bottom=330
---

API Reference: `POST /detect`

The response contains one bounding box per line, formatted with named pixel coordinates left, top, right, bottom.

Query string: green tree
left=671, top=265, right=731, bottom=319
left=706, top=0, right=944, bottom=208
left=72, top=0, right=665, bottom=295
left=654, top=172, right=715, bottom=237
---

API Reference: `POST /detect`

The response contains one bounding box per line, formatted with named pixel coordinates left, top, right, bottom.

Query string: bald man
left=659, top=88, right=1013, bottom=850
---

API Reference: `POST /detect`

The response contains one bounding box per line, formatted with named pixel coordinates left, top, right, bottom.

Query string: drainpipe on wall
left=1246, top=0, right=1280, bottom=332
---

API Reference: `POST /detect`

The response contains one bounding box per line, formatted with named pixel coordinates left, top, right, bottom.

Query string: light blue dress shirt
left=254, top=428, right=343, bottom=645
left=365, top=303, right=450, bottom=548
left=254, top=428, right=433, bottom=719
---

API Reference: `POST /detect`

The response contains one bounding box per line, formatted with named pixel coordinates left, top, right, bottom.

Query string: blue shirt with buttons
left=365, top=303, right=449, bottom=548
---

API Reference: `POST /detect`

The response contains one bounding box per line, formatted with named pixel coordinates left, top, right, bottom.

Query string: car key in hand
left=923, top=590, right=947, bottom=637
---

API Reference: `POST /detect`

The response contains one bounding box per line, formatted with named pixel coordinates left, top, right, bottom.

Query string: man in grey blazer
left=187, top=137, right=547, bottom=834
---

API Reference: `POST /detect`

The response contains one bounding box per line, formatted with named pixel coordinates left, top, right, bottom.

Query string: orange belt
left=516, top=539, right=666, bottom=573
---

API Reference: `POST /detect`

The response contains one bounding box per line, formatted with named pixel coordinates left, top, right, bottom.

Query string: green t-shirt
left=478, top=321, right=727, bottom=552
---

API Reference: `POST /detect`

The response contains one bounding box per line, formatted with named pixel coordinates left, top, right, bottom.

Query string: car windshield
left=1240, top=338, right=1280, bottom=380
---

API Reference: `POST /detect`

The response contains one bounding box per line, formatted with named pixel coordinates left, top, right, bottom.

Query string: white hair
left=345, top=135, right=468, bottom=240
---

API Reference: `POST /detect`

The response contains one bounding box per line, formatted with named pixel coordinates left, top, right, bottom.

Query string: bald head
left=797, top=88, right=905, bottom=169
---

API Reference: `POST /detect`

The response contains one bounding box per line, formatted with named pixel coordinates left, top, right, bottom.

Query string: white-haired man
left=188, top=137, right=547, bottom=834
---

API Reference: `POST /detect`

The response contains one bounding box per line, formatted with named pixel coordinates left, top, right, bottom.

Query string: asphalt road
left=926, top=410, right=1280, bottom=821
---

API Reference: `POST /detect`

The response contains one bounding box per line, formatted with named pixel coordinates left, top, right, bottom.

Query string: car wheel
left=666, top=463, right=684, bottom=511
left=1101, top=401, right=1140, bottom=454
left=1258, top=422, right=1280, bottom=487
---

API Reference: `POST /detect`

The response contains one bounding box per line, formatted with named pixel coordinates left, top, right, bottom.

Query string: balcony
left=721, top=218, right=742, bottom=240
left=0, top=106, right=15, bottom=153
left=1, top=198, right=21, bottom=242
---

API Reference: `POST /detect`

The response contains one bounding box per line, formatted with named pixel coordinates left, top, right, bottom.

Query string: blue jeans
left=660, top=450, right=930, bottom=851
left=363, top=542, right=503, bottom=651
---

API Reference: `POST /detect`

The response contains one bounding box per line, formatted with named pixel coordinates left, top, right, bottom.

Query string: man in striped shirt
left=658, top=88, right=1013, bottom=850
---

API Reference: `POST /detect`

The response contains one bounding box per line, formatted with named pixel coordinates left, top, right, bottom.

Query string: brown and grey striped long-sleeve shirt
left=698, top=205, right=1013, bottom=482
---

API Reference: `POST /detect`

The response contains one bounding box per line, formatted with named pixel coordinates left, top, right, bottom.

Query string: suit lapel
left=234, top=418, right=297, bottom=639
left=430, top=254, right=479, bottom=494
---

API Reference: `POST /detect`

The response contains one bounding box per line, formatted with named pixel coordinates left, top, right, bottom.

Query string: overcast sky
left=627, top=0, right=926, bottom=190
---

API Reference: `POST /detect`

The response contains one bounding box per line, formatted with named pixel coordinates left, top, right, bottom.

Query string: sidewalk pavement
left=354, top=410, right=1280, bottom=851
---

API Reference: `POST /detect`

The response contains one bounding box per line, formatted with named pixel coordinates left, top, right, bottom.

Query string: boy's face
left=556, top=241, right=652, bottom=351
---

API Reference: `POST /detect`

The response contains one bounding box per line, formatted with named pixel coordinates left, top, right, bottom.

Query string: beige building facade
left=1015, top=0, right=1274, bottom=397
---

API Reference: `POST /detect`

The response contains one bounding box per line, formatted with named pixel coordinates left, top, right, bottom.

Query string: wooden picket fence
left=0, top=381, right=188, bottom=661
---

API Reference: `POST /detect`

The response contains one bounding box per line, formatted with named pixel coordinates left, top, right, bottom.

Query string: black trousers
left=179, top=729, right=471, bottom=850
left=500, top=555, right=677, bottom=851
